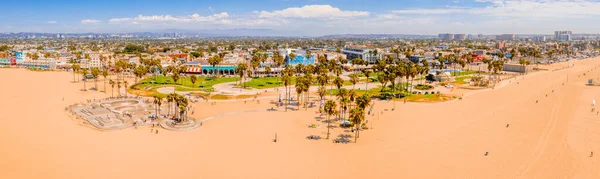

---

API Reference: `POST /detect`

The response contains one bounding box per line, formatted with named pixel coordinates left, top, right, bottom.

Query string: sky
left=2, top=0, right=600, bottom=36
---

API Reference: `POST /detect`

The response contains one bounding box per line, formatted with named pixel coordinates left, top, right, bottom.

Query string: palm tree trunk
left=285, top=86, right=288, bottom=112
left=354, top=125, right=359, bottom=143
left=326, top=115, right=331, bottom=139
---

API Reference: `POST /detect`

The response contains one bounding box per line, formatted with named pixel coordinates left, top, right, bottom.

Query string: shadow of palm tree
left=306, top=135, right=322, bottom=140
left=334, top=134, right=352, bottom=144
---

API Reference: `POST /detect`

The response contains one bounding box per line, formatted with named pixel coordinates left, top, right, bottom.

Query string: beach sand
left=1, top=58, right=600, bottom=178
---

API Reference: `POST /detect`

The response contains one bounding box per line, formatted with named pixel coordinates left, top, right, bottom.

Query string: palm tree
left=236, top=62, right=248, bottom=87
left=117, top=81, right=122, bottom=96
left=351, top=58, right=363, bottom=73
left=251, top=55, right=261, bottom=77
left=353, top=94, right=371, bottom=141
left=190, top=75, right=197, bottom=87
left=274, top=51, right=284, bottom=79
left=295, top=76, right=305, bottom=110
left=303, top=73, right=313, bottom=109
left=337, top=88, right=350, bottom=120
left=101, top=69, right=109, bottom=93
left=81, top=68, right=88, bottom=91
left=362, top=69, right=372, bottom=91
left=288, top=52, right=296, bottom=66
left=166, top=93, right=176, bottom=116
left=408, top=63, right=418, bottom=93
left=123, top=80, right=129, bottom=97
left=324, top=100, right=337, bottom=139
left=208, top=56, right=220, bottom=78
left=71, top=64, right=81, bottom=82
left=91, top=67, right=100, bottom=90
left=349, top=73, right=359, bottom=90
left=349, top=107, right=365, bottom=143
left=318, top=86, right=327, bottom=101
left=265, top=66, right=272, bottom=76
left=171, top=71, right=180, bottom=84
left=153, top=96, right=161, bottom=117
left=334, top=76, right=344, bottom=91
left=282, top=73, right=292, bottom=112
left=109, top=80, right=115, bottom=97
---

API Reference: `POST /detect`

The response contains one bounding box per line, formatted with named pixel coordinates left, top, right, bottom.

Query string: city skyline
left=2, top=0, right=600, bottom=36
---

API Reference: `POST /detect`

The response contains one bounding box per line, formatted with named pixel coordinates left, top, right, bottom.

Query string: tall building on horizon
left=555, top=31, right=572, bottom=41
left=438, top=33, right=455, bottom=40
left=496, top=34, right=515, bottom=41
left=533, top=36, right=546, bottom=42
left=438, top=33, right=466, bottom=40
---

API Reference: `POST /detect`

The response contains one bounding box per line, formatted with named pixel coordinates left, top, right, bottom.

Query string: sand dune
left=1, top=58, right=600, bottom=178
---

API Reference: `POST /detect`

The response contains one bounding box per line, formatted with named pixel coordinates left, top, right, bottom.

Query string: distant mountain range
left=1, top=30, right=598, bottom=39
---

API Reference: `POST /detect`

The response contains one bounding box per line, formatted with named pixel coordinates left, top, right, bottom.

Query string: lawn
left=326, top=84, right=408, bottom=97
left=241, top=76, right=358, bottom=89
left=134, top=75, right=240, bottom=92
left=454, top=76, right=472, bottom=85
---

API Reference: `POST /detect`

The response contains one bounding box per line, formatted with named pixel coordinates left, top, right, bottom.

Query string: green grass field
left=134, top=75, right=240, bottom=92
left=454, top=76, right=472, bottom=84
left=241, top=76, right=357, bottom=89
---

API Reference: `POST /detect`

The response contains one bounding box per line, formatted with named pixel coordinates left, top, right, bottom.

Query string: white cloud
left=81, top=19, right=100, bottom=24
left=392, top=8, right=467, bottom=14
left=471, top=0, right=600, bottom=19
left=258, top=5, right=369, bottom=19
left=108, top=12, right=230, bottom=24
left=393, top=0, right=600, bottom=19
left=46, top=21, right=57, bottom=24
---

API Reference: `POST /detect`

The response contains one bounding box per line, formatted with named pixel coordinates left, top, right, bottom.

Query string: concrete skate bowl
left=114, top=106, right=137, bottom=112
left=103, top=100, right=139, bottom=107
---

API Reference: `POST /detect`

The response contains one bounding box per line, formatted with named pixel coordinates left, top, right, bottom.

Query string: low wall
left=503, top=64, right=533, bottom=73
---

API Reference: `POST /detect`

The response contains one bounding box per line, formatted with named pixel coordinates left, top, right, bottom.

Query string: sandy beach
left=2, top=58, right=600, bottom=178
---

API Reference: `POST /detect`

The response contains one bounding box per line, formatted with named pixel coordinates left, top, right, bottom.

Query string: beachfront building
left=280, top=49, right=315, bottom=66
left=183, top=61, right=238, bottom=75
left=20, top=58, right=56, bottom=69
left=87, top=52, right=113, bottom=69
left=168, top=54, right=188, bottom=63
left=342, top=45, right=380, bottom=64
left=0, top=58, right=12, bottom=65
left=312, top=51, right=347, bottom=64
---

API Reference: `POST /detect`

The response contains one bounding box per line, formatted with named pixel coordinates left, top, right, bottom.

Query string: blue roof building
left=286, top=55, right=315, bottom=66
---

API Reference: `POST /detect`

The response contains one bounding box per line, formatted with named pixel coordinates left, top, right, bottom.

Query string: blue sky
left=2, top=0, right=600, bottom=35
